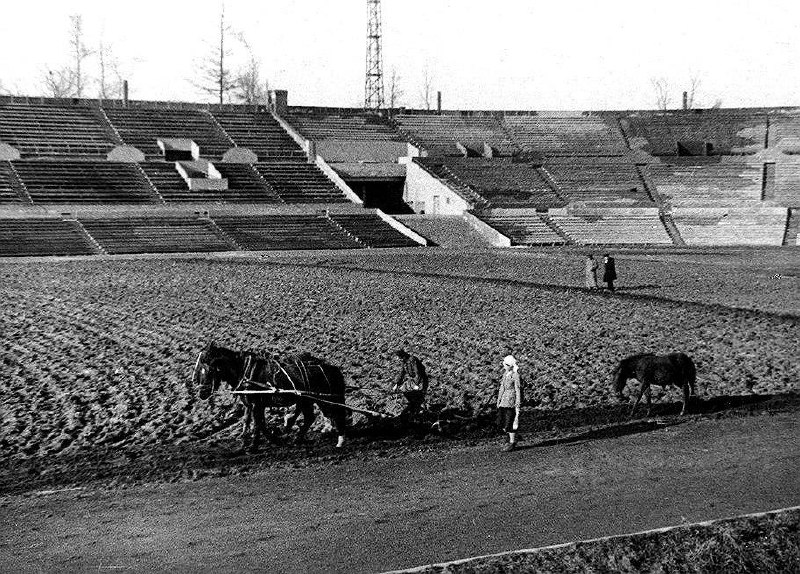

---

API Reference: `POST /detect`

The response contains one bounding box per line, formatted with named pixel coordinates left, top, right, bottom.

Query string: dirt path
left=1, top=412, right=798, bottom=574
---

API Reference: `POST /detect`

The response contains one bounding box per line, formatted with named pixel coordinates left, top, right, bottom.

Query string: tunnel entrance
left=345, top=179, right=412, bottom=214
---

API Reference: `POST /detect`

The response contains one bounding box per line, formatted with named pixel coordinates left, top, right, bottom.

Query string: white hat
left=503, top=355, right=518, bottom=371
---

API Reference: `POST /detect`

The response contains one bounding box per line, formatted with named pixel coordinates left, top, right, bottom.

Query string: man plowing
left=391, top=349, right=429, bottom=424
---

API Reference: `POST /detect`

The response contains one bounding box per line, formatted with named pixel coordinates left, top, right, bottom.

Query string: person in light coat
left=496, top=355, right=521, bottom=451
left=584, top=254, right=599, bottom=289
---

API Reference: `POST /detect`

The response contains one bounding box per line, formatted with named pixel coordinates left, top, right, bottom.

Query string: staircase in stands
left=783, top=208, right=799, bottom=246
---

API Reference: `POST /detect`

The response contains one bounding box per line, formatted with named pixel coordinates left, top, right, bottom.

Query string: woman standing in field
left=497, top=355, right=521, bottom=452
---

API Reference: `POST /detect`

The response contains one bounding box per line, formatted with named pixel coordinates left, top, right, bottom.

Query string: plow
left=232, top=386, right=393, bottom=419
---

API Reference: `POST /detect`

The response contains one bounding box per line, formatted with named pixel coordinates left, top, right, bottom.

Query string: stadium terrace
left=0, top=93, right=798, bottom=255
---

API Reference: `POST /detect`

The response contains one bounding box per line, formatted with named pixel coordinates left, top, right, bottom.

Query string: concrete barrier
left=462, top=211, right=512, bottom=247
left=374, top=209, right=427, bottom=245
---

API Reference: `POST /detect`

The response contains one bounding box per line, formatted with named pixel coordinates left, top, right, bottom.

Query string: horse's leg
left=680, top=383, right=691, bottom=416
left=629, top=383, right=646, bottom=419
left=316, top=402, right=347, bottom=448
left=295, top=401, right=316, bottom=443
left=644, top=386, right=653, bottom=417
left=325, top=404, right=347, bottom=448
left=239, top=403, right=253, bottom=451
left=333, top=406, right=346, bottom=448
left=250, top=407, right=268, bottom=453
left=685, top=355, right=698, bottom=397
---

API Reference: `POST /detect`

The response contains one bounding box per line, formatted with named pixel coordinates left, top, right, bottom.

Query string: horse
left=611, top=352, right=697, bottom=418
left=191, top=342, right=348, bottom=451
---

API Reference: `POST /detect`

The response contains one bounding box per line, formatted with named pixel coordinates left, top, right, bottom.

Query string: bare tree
left=97, top=39, right=124, bottom=100
left=421, top=68, right=434, bottom=110
left=194, top=5, right=236, bottom=104
left=235, top=60, right=268, bottom=106
left=686, top=75, right=702, bottom=109
left=651, top=77, right=671, bottom=111
left=233, top=34, right=267, bottom=106
left=387, top=68, right=403, bottom=109
left=41, top=14, right=91, bottom=98
left=711, top=98, right=723, bottom=109
left=42, top=68, right=75, bottom=98
left=69, top=15, right=92, bottom=97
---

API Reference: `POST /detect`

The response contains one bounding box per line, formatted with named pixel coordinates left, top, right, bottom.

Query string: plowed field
left=1, top=248, right=798, bottom=492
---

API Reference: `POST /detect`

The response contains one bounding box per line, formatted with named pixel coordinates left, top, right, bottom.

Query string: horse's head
left=611, top=362, right=627, bottom=400
left=193, top=342, right=226, bottom=400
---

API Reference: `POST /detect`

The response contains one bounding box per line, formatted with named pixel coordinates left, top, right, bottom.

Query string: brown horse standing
left=612, top=352, right=697, bottom=418
left=192, top=342, right=347, bottom=451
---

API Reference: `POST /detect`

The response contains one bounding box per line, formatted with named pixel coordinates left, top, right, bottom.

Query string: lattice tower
left=365, top=0, right=385, bottom=110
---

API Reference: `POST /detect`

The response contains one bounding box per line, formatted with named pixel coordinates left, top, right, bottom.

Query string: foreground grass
left=397, top=507, right=800, bottom=574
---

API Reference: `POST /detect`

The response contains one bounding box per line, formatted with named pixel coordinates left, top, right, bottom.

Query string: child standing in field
left=496, top=355, right=521, bottom=452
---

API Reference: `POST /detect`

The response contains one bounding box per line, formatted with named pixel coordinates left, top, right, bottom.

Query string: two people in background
left=496, top=354, right=521, bottom=452
left=585, top=253, right=617, bottom=292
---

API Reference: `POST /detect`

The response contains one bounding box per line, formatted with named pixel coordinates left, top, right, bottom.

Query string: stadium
left=0, top=94, right=799, bottom=253
left=1, top=2, right=799, bottom=573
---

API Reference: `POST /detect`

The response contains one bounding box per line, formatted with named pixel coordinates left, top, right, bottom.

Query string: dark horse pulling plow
left=612, top=352, right=697, bottom=418
left=192, top=342, right=358, bottom=451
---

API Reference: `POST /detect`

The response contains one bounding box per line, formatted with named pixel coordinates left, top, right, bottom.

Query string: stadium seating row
left=329, top=213, right=420, bottom=247
left=12, top=161, right=154, bottom=203
left=413, top=156, right=653, bottom=209
left=3, top=102, right=800, bottom=162
left=80, top=217, right=231, bottom=254
left=0, top=162, right=22, bottom=202
left=415, top=157, right=565, bottom=208
left=503, top=115, right=628, bottom=156
left=0, top=104, right=113, bottom=157
left=671, top=207, right=788, bottom=246
left=0, top=212, right=421, bottom=256
left=646, top=158, right=764, bottom=207
left=393, top=114, right=515, bottom=153
left=286, top=110, right=403, bottom=142
left=472, top=212, right=566, bottom=245
left=543, top=157, right=654, bottom=206
left=212, top=110, right=307, bottom=159
left=0, top=218, right=95, bottom=256
left=471, top=210, right=672, bottom=245
left=619, top=112, right=767, bottom=156
left=0, top=103, right=307, bottom=161
left=0, top=160, right=345, bottom=204
left=394, top=111, right=775, bottom=158
left=547, top=211, right=672, bottom=245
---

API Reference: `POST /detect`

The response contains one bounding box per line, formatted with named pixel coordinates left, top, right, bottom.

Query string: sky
left=1, top=0, right=799, bottom=111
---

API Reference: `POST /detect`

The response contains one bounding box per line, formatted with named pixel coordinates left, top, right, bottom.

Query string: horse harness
left=236, top=352, right=338, bottom=398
